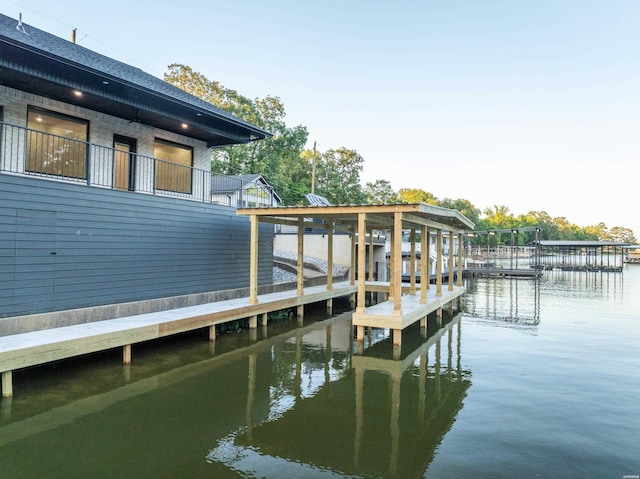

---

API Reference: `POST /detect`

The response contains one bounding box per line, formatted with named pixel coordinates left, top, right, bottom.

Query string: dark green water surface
left=1, top=268, right=639, bottom=479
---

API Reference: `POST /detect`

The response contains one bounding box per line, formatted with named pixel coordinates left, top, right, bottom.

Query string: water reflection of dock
left=0, top=309, right=471, bottom=478
left=465, top=277, right=541, bottom=326
left=210, top=313, right=470, bottom=479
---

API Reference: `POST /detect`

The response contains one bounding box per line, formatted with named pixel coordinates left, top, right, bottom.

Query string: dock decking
left=353, top=286, right=465, bottom=332
left=0, top=281, right=357, bottom=397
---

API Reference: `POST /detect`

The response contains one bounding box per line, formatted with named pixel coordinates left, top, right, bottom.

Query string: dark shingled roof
left=0, top=13, right=271, bottom=146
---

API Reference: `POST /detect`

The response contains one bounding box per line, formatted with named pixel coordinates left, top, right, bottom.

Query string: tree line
left=164, top=64, right=637, bottom=245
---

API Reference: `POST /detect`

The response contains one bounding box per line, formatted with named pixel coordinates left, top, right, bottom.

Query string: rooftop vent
left=16, top=13, right=28, bottom=34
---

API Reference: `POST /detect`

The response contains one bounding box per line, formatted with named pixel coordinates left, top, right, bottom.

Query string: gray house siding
left=0, top=174, right=273, bottom=318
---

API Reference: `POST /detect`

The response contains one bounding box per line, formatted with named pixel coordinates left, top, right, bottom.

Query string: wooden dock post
left=327, top=298, right=333, bottom=316
left=297, top=217, right=304, bottom=296
left=457, top=232, right=464, bottom=287
left=356, top=325, right=365, bottom=342
left=356, top=213, right=367, bottom=314
left=123, top=344, right=131, bottom=364
left=448, top=231, right=455, bottom=291
left=2, top=371, right=12, bottom=397
left=392, top=212, right=403, bottom=316
left=249, top=214, right=259, bottom=305
left=409, top=229, right=416, bottom=295
left=392, top=328, right=402, bottom=346
left=249, top=315, right=258, bottom=329
left=420, top=225, right=428, bottom=304
left=209, top=325, right=216, bottom=341
left=261, top=313, right=268, bottom=327
left=436, top=229, right=443, bottom=297
left=327, top=217, right=334, bottom=291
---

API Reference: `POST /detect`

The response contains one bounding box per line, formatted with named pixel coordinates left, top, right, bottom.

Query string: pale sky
left=2, top=0, right=638, bottom=236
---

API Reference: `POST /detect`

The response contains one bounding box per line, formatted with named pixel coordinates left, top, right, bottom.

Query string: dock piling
left=1, top=371, right=12, bottom=398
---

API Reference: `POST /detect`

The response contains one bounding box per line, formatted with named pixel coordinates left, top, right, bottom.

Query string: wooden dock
left=465, top=268, right=541, bottom=278
left=353, top=285, right=465, bottom=332
left=0, top=281, right=357, bottom=397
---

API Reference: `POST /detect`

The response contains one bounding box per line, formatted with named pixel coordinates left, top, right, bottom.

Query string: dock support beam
left=392, top=328, right=402, bottom=346
left=249, top=315, right=258, bottom=329
left=249, top=214, right=259, bottom=305
left=356, top=213, right=367, bottom=314
left=392, top=212, right=403, bottom=316
left=409, top=229, right=416, bottom=295
left=2, top=371, right=12, bottom=398
left=448, top=231, right=455, bottom=291
left=327, top=218, right=334, bottom=290
left=457, top=232, right=464, bottom=287
left=436, top=229, right=443, bottom=297
left=209, top=325, right=216, bottom=341
left=297, top=217, right=304, bottom=296
left=261, top=313, right=268, bottom=327
left=420, top=225, right=428, bottom=304
left=123, top=344, right=131, bottom=364
left=356, top=325, right=365, bottom=342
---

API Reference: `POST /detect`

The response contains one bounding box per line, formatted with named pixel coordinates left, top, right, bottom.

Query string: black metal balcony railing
left=0, top=121, right=277, bottom=207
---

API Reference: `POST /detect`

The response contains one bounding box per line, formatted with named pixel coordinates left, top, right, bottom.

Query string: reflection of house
left=0, top=14, right=274, bottom=322
left=211, top=174, right=281, bottom=207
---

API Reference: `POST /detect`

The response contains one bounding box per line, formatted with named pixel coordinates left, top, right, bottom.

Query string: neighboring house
left=0, top=13, right=275, bottom=322
left=211, top=174, right=281, bottom=208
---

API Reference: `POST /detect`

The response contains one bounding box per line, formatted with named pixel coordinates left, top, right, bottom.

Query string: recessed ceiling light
left=196, top=113, right=202, bottom=117
left=181, top=123, right=188, bottom=129
left=102, top=80, right=109, bottom=85
left=73, top=90, right=83, bottom=97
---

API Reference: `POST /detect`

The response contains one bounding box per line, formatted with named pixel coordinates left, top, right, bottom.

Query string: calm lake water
left=1, top=267, right=639, bottom=478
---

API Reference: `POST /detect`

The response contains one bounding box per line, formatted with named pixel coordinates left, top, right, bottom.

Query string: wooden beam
left=255, top=216, right=351, bottom=232
left=457, top=232, right=464, bottom=287
left=402, top=213, right=466, bottom=232
left=393, top=212, right=403, bottom=316
left=436, top=229, right=443, bottom=297
left=297, top=217, right=304, bottom=296
left=420, top=225, right=428, bottom=304
left=123, top=344, right=131, bottom=364
left=448, top=231, right=455, bottom=291
left=327, top=217, right=334, bottom=290
left=350, top=226, right=357, bottom=286
left=409, top=229, right=416, bottom=295
left=1, top=371, right=12, bottom=397
left=249, top=214, right=259, bottom=304
left=368, top=228, right=374, bottom=281
left=357, top=213, right=367, bottom=313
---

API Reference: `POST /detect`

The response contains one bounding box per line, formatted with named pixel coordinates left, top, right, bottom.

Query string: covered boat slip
left=237, top=203, right=474, bottom=347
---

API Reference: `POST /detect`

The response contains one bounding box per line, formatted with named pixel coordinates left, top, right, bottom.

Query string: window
left=153, top=138, right=193, bottom=194
left=27, top=107, right=88, bottom=179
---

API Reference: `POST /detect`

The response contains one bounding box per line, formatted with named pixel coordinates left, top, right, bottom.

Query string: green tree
left=438, top=198, right=480, bottom=225
left=609, top=226, right=637, bottom=243
left=164, top=64, right=309, bottom=205
left=398, top=188, right=438, bottom=204
left=315, top=148, right=366, bottom=205
left=364, top=179, right=399, bottom=204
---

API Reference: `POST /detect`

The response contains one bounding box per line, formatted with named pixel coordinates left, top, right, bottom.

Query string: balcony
left=0, top=121, right=277, bottom=207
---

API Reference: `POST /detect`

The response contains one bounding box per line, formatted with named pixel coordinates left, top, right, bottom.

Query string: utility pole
left=311, top=141, right=317, bottom=194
